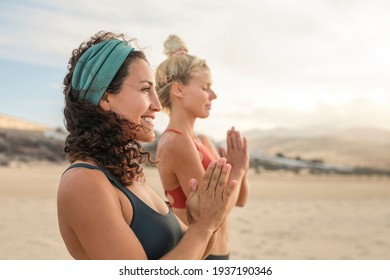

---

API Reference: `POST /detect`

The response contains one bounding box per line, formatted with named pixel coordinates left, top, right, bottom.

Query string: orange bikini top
left=162, top=129, right=217, bottom=209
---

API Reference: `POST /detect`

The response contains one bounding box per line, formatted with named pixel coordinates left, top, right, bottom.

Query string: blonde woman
left=155, top=35, right=250, bottom=260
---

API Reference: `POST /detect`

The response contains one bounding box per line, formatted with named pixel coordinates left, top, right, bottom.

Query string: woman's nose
left=151, top=91, right=162, bottom=112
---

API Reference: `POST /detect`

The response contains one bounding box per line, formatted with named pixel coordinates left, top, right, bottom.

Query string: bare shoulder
left=59, top=167, right=112, bottom=197
left=58, top=167, right=120, bottom=222
left=158, top=131, right=194, bottom=157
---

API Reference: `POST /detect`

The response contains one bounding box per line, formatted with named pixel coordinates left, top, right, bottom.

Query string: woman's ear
left=98, top=92, right=111, bottom=111
left=171, top=82, right=184, bottom=98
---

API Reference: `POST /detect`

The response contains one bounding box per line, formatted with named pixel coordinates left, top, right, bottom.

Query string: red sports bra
left=162, top=129, right=217, bottom=209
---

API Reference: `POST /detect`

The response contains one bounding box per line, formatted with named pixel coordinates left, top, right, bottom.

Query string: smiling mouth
left=141, top=116, right=154, bottom=127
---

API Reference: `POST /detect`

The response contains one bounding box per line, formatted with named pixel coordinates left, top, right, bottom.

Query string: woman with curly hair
left=57, top=31, right=236, bottom=260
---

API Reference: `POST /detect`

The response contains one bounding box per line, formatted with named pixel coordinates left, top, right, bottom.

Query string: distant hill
left=0, top=114, right=66, bottom=165
left=0, top=114, right=49, bottom=131
left=246, top=127, right=390, bottom=170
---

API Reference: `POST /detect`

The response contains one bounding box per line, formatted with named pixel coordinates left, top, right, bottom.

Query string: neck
left=168, top=106, right=197, bottom=136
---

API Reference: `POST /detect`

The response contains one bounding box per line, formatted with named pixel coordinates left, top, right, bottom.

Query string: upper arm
left=157, top=135, right=207, bottom=197
left=57, top=170, right=147, bottom=259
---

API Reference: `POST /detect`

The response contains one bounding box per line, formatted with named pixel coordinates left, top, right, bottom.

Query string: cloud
left=2, top=0, right=390, bottom=80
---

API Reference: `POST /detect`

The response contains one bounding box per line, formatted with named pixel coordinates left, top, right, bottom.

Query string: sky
left=1, top=0, right=390, bottom=141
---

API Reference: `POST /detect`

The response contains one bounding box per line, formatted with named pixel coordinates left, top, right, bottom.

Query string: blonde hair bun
left=163, top=35, right=188, bottom=57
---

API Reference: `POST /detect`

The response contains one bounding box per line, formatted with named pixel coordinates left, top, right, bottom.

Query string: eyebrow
left=140, top=80, right=154, bottom=86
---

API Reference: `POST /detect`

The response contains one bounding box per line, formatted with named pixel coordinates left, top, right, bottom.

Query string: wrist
left=230, top=167, right=246, bottom=180
left=186, top=223, right=214, bottom=239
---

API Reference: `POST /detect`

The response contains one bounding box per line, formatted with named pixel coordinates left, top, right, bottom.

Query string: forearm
left=226, top=168, right=246, bottom=209
left=160, top=225, right=214, bottom=260
left=202, top=229, right=218, bottom=259
left=236, top=174, right=249, bottom=207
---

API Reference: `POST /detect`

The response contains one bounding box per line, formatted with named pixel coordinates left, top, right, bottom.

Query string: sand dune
left=246, top=127, right=390, bottom=170
left=1, top=164, right=390, bottom=260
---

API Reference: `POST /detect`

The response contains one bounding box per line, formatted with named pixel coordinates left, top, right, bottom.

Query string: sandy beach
left=1, top=163, right=390, bottom=260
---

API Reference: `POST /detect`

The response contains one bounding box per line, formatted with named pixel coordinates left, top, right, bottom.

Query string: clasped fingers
left=227, top=127, right=248, bottom=153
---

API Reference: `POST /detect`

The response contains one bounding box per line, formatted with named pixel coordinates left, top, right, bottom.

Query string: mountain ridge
left=0, top=113, right=50, bottom=131
left=245, top=126, right=390, bottom=170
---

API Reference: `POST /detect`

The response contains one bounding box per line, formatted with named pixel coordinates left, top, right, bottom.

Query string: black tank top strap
left=64, top=163, right=126, bottom=190
left=64, top=163, right=142, bottom=207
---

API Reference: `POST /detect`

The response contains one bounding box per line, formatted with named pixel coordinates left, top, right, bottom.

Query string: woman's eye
left=142, top=87, right=150, bottom=93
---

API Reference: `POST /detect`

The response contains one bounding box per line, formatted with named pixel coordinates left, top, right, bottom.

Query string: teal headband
left=71, top=39, right=135, bottom=106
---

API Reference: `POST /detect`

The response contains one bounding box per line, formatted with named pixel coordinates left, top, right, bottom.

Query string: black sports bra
left=64, top=163, right=183, bottom=259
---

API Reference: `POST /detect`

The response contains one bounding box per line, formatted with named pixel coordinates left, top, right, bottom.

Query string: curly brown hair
left=63, top=31, right=153, bottom=186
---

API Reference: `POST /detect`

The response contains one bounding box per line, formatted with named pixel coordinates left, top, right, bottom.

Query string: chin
left=199, top=112, right=210, bottom=119
left=136, top=131, right=156, bottom=143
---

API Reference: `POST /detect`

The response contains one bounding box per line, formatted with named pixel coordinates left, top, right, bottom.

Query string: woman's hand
left=185, top=158, right=237, bottom=233
left=219, top=127, right=249, bottom=175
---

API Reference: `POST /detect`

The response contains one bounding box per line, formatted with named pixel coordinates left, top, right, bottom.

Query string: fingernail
left=189, top=179, right=197, bottom=191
